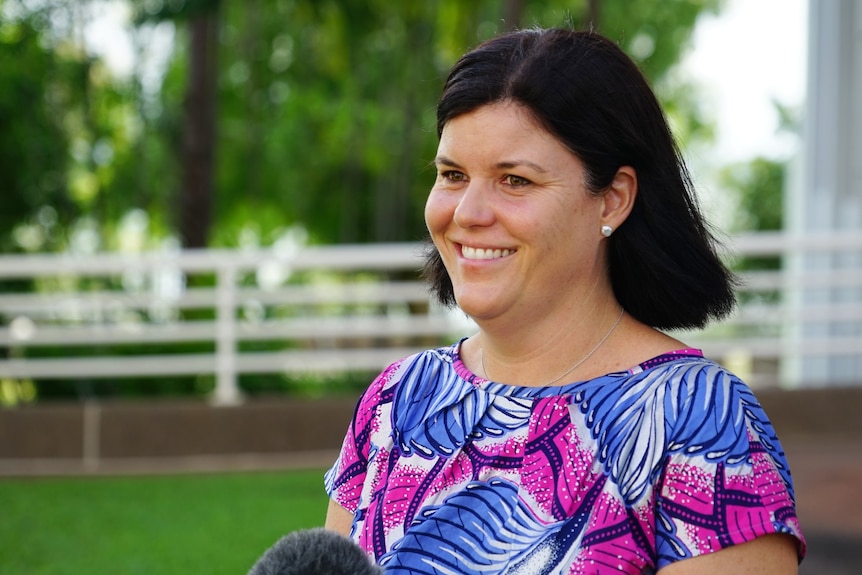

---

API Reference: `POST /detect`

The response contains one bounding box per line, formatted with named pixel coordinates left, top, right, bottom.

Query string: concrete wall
left=0, top=397, right=357, bottom=475
left=1, top=387, right=861, bottom=476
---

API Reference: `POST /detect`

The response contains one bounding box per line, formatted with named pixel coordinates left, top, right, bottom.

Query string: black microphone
left=248, top=527, right=384, bottom=575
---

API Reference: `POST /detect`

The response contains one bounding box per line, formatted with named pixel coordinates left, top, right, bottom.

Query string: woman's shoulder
left=581, top=349, right=754, bottom=415
left=571, top=351, right=781, bottom=505
left=629, top=347, right=709, bottom=374
left=573, top=349, right=768, bottom=459
left=356, top=341, right=466, bottom=402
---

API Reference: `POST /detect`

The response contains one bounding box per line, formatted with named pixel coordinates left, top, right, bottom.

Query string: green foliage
left=1, top=0, right=724, bottom=252
left=0, top=0, right=165, bottom=254
left=204, top=0, right=722, bottom=246
left=722, top=156, right=785, bottom=233
left=718, top=97, right=798, bottom=279
left=136, top=0, right=221, bottom=22
left=720, top=155, right=785, bottom=283
left=239, top=370, right=379, bottom=398
left=0, top=469, right=329, bottom=575
left=0, top=10, right=78, bottom=252
left=597, top=0, right=722, bottom=80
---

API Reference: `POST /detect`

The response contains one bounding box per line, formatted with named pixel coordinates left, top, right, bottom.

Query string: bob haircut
left=423, top=28, right=736, bottom=330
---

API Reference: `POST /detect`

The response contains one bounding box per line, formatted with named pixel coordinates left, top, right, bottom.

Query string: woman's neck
left=468, top=295, right=627, bottom=386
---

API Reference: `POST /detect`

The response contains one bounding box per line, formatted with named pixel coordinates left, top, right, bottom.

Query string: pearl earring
left=601, top=225, right=613, bottom=238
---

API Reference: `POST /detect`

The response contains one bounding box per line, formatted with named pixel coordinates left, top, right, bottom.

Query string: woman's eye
left=441, top=170, right=466, bottom=182
left=504, top=175, right=531, bottom=187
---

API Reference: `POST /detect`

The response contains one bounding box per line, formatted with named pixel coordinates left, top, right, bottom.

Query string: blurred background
left=0, top=0, right=859, bottom=573
left=0, top=0, right=826, bottom=402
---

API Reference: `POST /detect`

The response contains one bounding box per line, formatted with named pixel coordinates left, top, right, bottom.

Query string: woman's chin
left=452, top=293, right=508, bottom=324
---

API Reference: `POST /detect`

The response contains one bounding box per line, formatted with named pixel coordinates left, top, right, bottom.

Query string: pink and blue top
left=326, top=343, right=806, bottom=574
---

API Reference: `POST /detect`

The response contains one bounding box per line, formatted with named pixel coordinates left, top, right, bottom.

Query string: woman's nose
left=453, top=181, right=495, bottom=228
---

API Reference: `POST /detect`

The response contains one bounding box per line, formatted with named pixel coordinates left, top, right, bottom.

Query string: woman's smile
left=459, top=245, right=516, bottom=260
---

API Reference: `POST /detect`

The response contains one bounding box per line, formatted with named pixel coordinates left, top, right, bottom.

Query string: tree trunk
left=179, top=10, right=218, bottom=249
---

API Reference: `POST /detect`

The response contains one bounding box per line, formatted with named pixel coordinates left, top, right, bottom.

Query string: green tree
left=0, top=0, right=150, bottom=254
left=168, top=0, right=723, bottom=248
left=1, top=0, right=725, bottom=252
left=0, top=6, right=78, bottom=252
left=719, top=99, right=799, bottom=274
left=723, top=157, right=785, bottom=233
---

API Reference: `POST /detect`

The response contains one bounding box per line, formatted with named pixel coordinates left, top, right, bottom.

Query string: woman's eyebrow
left=434, top=155, right=548, bottom=173
left=434, top=155, right=461, bottom=168
left=495, top=160, right=548, bottom=173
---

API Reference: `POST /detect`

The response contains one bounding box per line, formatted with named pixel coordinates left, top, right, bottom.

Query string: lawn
left=0, top=468, right=331, bottom=575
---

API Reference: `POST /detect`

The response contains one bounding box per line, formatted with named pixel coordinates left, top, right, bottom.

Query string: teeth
left=462, top=246, right=513, bottom=260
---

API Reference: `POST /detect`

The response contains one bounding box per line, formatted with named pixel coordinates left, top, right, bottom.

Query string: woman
left=324, top=28, right=806, bottom=573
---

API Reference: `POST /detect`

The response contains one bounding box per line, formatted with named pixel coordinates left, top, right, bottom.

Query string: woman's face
left=425, top=102, right=609, bottom=326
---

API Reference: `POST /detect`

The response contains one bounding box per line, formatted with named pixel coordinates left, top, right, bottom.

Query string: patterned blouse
left=325, top=342, right=806, bottom=574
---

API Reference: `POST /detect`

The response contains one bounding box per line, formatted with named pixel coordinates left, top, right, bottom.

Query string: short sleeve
left=653, top=373, right=806, bottom=568
left=324, top=362, right=396, bottom=513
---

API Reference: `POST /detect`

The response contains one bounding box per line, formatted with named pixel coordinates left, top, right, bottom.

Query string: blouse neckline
left=449, top=340, right=704, bottom=398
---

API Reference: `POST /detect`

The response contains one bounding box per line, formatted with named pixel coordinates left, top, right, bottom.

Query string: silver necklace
left=480, top=307, right=624, bottom=386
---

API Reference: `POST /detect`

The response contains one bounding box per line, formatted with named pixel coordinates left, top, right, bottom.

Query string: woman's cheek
left=424, top=189, right=454, bottom=235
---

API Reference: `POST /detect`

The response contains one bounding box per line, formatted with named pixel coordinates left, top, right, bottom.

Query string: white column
left=786, top=0, right=862, bottom=386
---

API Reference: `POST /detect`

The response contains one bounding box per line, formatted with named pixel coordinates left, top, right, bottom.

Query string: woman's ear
left=601, top=165, right=637, bottom=229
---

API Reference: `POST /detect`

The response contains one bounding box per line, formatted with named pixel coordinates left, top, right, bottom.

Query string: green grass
left=0, top=469, right=331, bottom=575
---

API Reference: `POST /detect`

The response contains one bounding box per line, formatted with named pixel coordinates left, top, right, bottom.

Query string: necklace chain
left=480, top=307, right=624, bottom=386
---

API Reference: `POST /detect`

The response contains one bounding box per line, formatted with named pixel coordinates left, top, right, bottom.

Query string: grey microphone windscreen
left=248, top=527, right=383, bottom=575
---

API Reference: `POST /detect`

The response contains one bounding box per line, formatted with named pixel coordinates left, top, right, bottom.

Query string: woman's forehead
left=437, top=103, right=574, bottom=165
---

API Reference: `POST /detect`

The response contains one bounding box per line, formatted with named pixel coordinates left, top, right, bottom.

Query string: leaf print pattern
left=392, top=351, right=532, bottom=459
left=325, top=343, right=805, bottom=574
left=570, top=359, right=761, bottom=505
left=380, top=478, right=600, bottom=575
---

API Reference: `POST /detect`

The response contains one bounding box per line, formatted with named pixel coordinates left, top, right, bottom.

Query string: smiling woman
left=323, top=28, right=806, bottom=574
left=425, top=103, right=615, bottom=332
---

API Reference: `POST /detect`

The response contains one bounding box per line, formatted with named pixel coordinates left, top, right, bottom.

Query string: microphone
left=248, top=527, right=384, bottom=575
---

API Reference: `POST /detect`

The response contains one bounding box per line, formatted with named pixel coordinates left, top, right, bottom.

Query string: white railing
left=676, top=230, right=862, bottom=387
left=0, top=243, right=453, bottom=405
left=0, top=231, right=860, bottom=402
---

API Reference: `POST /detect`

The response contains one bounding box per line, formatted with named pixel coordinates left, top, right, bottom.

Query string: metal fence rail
left=0, top=232, right=860, bottom=403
